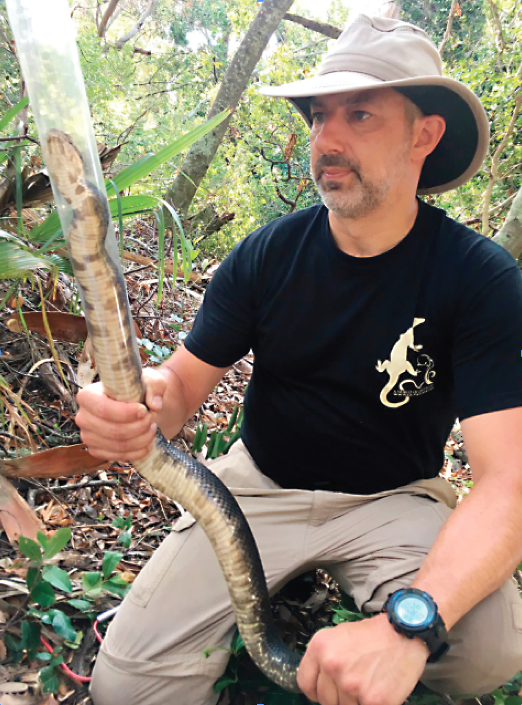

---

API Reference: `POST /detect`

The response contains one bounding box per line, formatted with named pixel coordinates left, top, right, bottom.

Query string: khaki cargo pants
left=91, top=441, right=522, bottom=705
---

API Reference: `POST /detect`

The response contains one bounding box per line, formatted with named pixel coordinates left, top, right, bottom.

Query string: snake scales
left=44, top=129, right=301, bottom=693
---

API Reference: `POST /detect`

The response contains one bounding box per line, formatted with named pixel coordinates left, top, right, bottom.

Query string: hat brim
left=260, top=74, right=490, bottom=195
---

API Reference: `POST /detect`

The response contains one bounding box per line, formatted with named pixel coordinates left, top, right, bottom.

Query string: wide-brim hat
left=259, top=15, right=490, bottom=195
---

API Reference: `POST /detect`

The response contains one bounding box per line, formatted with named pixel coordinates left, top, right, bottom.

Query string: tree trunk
left=492, top=186, right=522, bottom=261
left=164, top=0, right=295, bottom=217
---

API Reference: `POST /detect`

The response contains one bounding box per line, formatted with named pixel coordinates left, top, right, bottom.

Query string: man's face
left=309, top=88, right=417, bottom=219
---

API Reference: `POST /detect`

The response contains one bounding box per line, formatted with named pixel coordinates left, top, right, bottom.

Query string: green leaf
left=30, top=194, right=159, bottom=249
left=30, top=581, right=56, bottom=607
left=50, top=610, right=77, bottom=641
left=21, top=620, right=41, bottom=659
left=213, top=676, right=238, bottom=694
left=103, top=575, right=130, bottom=599
left=226, top=406, right=239, bottom=433
left=26, top=566, right=41, bottom=591
left=82, top=571, right=103, bottom=594
left=504, top=697, right=522, bottom=705
left=40, top=664, right=61, bottom=694
left=28, top=212, right=63, bottom=247
left=0, top=240, right=57, bottom=280
left=102, top=550, right=123, bottom=579
left=38, top=527, right=71, bottom=559
left=4, top=633, right=23, bottom=663
left=109, top=110, right=230, bottom=192
left=42, top=565, right=72, bottom=593
left=19, top=536, right=42, bottom=563
left=117, top=530, right=132, bottom=549
left=0, top=97, right=29, bottom=132
left=36, top=651, right=52, bottom=661
left=230, top=630, right=244, bottom=654
left=67, top=598, right=95, bottom=612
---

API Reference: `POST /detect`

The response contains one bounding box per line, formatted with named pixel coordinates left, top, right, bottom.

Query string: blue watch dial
left=396, top=596, right=430, bottom=627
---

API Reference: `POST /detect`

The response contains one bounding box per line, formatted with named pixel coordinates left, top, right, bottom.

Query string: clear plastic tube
left=6, top=0, right=143, bottom=399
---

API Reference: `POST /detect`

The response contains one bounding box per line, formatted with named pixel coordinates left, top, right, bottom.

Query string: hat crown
left=318, top=14, right=443, bottom=82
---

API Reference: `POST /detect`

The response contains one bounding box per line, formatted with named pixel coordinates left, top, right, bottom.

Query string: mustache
left=314, top=155, right=362, bottom=182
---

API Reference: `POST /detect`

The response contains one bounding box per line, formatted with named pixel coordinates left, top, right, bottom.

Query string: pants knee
left=90, top=645, right=230, bottom=705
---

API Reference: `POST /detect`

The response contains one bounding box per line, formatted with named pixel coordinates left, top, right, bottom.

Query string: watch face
left=395, top=595, right=432, bottom=627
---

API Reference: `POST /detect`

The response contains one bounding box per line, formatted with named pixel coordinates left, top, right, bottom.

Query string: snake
left=43, top=129, right=301, bottom=693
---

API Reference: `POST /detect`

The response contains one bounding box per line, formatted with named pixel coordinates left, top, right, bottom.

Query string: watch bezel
left=387, top=589, right=438, bottom=633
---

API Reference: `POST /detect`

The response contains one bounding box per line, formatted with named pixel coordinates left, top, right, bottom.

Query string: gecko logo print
left=376, top=317, right=435, bottom=408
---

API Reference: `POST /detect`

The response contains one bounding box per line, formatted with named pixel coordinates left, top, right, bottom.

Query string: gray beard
left=310, top=128, right=413, bottom=219
left=314, top=175, right=390, bottom=219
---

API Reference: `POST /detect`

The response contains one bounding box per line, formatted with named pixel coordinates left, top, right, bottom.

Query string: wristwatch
left=382, top=588, right=450, bottom=663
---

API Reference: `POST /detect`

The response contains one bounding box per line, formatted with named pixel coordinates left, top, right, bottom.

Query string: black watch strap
left=423, top=614, right=450, bottom=663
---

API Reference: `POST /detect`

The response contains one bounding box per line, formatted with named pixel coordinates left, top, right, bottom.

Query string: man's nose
left=313, top=114, right=347, bottom=153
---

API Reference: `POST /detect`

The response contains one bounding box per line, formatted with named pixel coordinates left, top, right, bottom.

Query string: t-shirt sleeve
left=452, top=246, right=522, bottom=420
left=184, top=238, right=257, bottom=368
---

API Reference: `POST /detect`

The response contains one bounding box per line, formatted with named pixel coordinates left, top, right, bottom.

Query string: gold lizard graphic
left=376, top=318, right=425, bottom=408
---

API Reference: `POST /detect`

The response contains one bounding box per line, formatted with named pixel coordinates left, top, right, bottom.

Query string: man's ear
left=413, top=114, right=446, bottom=159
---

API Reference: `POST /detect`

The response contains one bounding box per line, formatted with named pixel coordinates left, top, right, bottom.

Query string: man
left=82, top=15, right=522, bottom=705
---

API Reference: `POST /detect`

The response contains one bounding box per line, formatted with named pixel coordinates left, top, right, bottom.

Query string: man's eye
left=353, top=110, right=371, bottom=122
left=311, top=112, right=325, bottom=124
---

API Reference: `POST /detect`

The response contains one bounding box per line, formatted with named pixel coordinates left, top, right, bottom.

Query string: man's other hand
left=297, top=612, right=430, bottom=705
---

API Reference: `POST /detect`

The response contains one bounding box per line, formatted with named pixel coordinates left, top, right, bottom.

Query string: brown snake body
left=44, top=129, right=301, bottom=693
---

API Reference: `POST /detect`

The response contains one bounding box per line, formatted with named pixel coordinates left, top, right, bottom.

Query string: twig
left=487, top=0, right=507, bottom=58
left=482, top=91, right=522, bottom=236
left=98, top=0, right=121, bottom=38
left=283, top=13, right=341, bottom=39
left=39, top=479, right=120, bottom=493
left=438, top=0, right=459, bottom=56
left=115, top=0, right=157, bottom=50
left=124, top=264, right=154, bottom=276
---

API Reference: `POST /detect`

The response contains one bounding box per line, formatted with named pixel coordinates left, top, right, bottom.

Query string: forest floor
left=0, top=236, right=520, bottom=705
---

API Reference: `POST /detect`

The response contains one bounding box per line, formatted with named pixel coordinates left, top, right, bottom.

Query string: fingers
left=142, top=367, right=168, bottom=413
left=75, top=382, right=157, bottom=461
left=297, top=642, right=321, bottom=703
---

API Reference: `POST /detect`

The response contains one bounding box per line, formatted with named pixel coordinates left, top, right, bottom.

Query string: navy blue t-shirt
left=185, top=200, right=522, bottom=494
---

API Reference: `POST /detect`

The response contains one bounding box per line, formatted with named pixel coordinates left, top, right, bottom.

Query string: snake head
left=44, top=128, right=87, bottom=203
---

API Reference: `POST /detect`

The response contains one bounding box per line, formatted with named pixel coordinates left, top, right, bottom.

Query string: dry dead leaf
left=37, top=501, right=73, bottom=526
left=0, top=683, right=30, bottom=694
left=7, top=312, right=88, bottom=343
left=0, top=476, right=42, bottom=542
left=119, top=570, right=136, bottom=583
left=0, top=696, right=40, bottom=705
left=0, top=444, right=110, bottom=479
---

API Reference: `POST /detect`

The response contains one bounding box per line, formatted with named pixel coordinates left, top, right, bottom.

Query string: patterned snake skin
left=44, top=128, right=301, bottom=693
